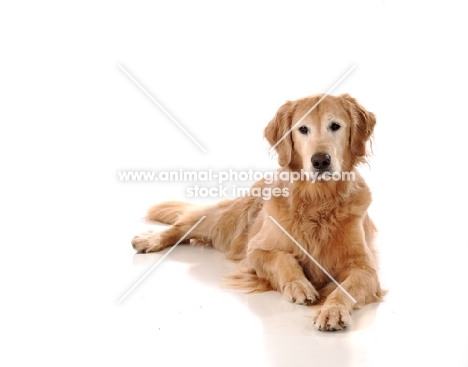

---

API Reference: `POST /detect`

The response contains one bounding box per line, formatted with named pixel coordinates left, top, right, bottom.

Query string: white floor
left=2, top=1, right=468, bottom=366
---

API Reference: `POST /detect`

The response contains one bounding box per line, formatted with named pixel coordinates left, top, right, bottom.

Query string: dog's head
left=264, top=94, right=376, bottom=176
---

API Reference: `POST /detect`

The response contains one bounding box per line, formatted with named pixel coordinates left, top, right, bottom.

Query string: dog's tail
left=224, top=270, right=272, bottom=293
left=146, top=201, right=194, bottom=225
left=224, top=259, right=273, bottom=293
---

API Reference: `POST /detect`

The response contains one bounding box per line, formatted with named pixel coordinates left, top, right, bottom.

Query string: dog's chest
left=294, top=202, right=343, bottom=242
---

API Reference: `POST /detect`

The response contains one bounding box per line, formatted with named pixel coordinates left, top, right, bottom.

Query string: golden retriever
left=132, top=93, right=384, bottom=331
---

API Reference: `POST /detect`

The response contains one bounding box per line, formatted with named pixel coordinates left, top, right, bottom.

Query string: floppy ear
left=342, top=94, right=376, bottom=164
left=264, top=101, right=294, bottom=167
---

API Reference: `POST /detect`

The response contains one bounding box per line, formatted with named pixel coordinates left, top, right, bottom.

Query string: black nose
left=311, top=153, right=331, bottom=170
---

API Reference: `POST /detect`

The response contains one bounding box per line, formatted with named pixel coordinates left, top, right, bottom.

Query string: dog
left=132, top=93, right=384, bottom=331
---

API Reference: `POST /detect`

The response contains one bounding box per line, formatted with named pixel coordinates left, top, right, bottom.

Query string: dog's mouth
left=303, top=168, right=339, bottom=183
left=315, top=169, right=333, bottom=179
left=314, top=169, right=332, bottom=176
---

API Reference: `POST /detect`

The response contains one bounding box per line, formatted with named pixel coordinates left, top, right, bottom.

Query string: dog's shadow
left=132, top=230, right=381, bottom=367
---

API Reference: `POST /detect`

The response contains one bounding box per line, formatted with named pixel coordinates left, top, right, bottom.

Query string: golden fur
left=132, top=93, right=384, bottom=331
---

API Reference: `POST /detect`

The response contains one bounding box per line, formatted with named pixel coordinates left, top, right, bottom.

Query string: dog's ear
left=264, top=101, right=294, bottom=167
left=342, top=94, right=376, bottom=164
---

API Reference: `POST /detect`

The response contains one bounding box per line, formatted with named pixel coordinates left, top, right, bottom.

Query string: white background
left=1, top=1, right=468, bottom=366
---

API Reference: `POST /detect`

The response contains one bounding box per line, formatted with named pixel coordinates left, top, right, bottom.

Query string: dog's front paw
left=282, top=279, right=320, bottom=305
left=313, top=304, right=352, bottom=331
left=131, top=231, right=163, bottom=253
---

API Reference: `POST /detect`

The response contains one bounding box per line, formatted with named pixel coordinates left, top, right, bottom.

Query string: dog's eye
left=330, top=122, right=341, bottom=131
left=299, top=126, right=309, bottom=134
